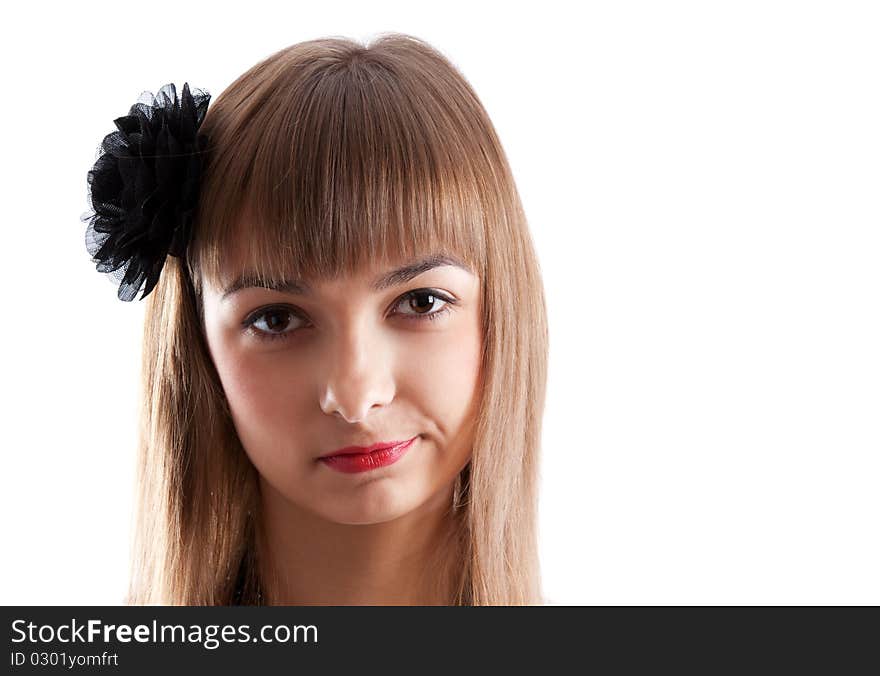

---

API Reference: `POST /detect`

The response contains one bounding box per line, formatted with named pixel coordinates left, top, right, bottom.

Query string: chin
left=316, top=485, right=419, bottom=526
left=326, top=512, right=403, bottom=526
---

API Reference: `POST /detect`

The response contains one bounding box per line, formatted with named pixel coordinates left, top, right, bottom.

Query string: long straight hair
left=127, top=33, right=548, bottom=605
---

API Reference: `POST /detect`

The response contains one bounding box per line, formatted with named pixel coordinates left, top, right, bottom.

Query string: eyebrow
left=221, top=253, right=471, bottom=301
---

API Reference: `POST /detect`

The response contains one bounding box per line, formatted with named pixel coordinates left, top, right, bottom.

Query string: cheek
left=206, top=332, right=312, bottom=460
left=402, top=315, right=483, bottom=440
left=221, top=353, right=302, bottom=421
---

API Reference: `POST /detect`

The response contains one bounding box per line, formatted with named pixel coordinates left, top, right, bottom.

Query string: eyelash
left=241, top=289, right=457, bottom=343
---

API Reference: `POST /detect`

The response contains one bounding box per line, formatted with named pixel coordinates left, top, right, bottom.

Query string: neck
left=257, top=480, right=461, bottom=605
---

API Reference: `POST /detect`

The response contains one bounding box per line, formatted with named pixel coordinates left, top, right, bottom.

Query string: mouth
left=318, top=436, right=419, bottom=474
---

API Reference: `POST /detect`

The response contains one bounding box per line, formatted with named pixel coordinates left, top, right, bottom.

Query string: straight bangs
left=188, top=37, right=500, bottom=297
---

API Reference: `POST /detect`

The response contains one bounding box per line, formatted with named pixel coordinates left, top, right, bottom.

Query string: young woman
left=89, top=33, right=547, bottom=605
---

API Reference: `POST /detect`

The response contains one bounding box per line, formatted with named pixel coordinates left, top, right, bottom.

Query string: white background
left=1, top=1, right=877, bottom=605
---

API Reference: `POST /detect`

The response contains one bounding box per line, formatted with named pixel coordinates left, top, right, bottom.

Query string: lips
left=318, top=436, right=418, bottom=473
left=320, top=438, right=415, bottom=458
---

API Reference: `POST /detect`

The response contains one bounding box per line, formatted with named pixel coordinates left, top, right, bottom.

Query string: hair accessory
left=81, top=82, right=211, bottom=301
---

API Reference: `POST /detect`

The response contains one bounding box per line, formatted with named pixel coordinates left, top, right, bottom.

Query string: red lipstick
left=319, top=437, right=418, bottom=474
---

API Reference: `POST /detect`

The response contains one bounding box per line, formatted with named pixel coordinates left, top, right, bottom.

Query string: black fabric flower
left=81, top=83, right=211, bottom=301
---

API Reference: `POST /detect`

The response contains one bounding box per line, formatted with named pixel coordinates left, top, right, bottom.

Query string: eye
left=392, top=289, right=455, bottom=321
left=242, top=306, right=306, bottom=342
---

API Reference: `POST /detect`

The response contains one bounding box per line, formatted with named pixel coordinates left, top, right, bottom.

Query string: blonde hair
left=128, top=33, right=548, bottom=605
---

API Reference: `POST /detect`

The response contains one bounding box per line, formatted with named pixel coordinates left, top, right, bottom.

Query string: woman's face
left=200, top=250, right=482, bottom=525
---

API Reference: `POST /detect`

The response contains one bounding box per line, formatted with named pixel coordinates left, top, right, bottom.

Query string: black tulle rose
left=81, top=82, right=211, bottom=301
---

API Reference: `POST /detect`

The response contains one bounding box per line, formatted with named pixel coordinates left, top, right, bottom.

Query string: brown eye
left=393, top=289, right=455, bottom=321
left=261, top=309, right=293, bottom=330
left=246, top=306, right=306, bottom=339
left=409, top=291, right=438, bottom=314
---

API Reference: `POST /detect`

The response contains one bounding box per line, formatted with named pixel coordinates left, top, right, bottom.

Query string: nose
left=318, top=323, right=395, bottom=423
